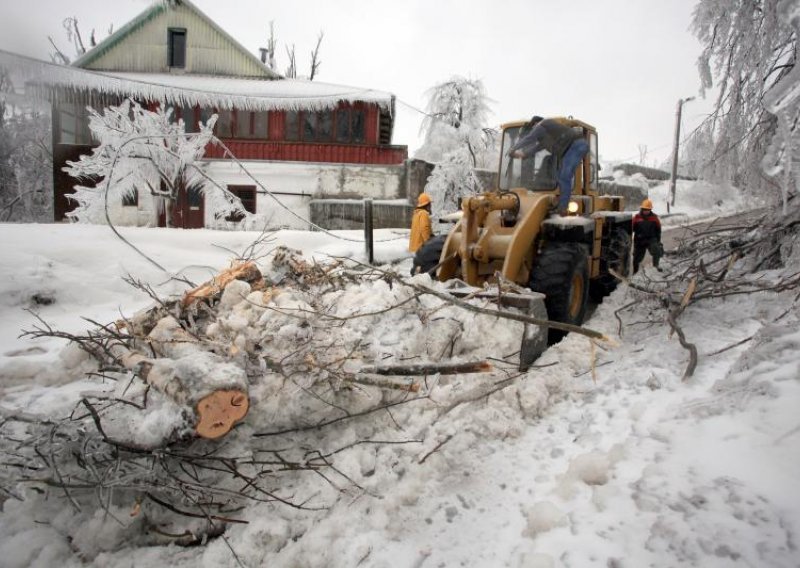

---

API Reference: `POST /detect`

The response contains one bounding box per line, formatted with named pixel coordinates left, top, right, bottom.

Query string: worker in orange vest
left=632, top=198, right=663, bottom=273
left=408, top=193, right=433, bottom=253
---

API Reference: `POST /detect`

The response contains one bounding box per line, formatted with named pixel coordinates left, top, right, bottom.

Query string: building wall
left=201, top=159, right=408, bottom=230
left=80, top=3, right=269, bottom=77
left=72, top=158, right=501, bottom=230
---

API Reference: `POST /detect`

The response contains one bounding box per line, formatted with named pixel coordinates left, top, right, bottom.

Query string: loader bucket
left=443, top=282, right=548, bottom=371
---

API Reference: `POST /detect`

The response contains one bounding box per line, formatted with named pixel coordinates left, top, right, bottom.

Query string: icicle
left=0, top=49, right=393, bottom=113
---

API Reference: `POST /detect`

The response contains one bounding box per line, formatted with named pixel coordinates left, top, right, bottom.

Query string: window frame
left=168, top=28, right=187, bottom=69
left=284, top=106, right=365, bottom=144
left=122, top=189, right=139, bottom=207
left=225, top=185, right=257, bottom=222
left=57, top=102, right=94, bottom=145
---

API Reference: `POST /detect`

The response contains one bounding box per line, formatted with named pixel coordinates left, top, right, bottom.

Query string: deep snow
left=0, top=183, right=798, bottom=567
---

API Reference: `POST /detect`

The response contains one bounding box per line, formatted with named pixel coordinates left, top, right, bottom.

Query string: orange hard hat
left=417, top=193, right=432, bottom=207
left=641, top=198, right=653, bottom=210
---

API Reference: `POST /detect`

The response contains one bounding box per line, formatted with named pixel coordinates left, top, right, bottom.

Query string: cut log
left=182, top=261, right=263, bottom=308
left=109, top=318, right=251, bottom=440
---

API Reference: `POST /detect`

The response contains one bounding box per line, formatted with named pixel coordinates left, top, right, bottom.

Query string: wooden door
left=158, top=184, right=205, bottom=229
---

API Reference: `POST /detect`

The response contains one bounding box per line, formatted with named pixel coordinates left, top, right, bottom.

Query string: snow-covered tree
left=761, top=0, right=800, bottom=213
left=680, top=124, right=715, bottom=179
left=64, top=99, right=242, bottom=227
left=0, top=69, right=53, bottom=222
left=692, top=0, right=796, bottom=196
left=416, top=76, right=498, bottom=220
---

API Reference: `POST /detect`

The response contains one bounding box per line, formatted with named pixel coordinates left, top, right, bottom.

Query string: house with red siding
left=10, top=0, right=410, bottom=229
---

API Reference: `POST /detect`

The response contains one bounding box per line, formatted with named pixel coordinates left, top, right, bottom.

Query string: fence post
left=363, top=198, right=374, bottom=264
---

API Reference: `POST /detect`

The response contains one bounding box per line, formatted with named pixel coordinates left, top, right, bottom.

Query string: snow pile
left=0, top=205, right=798, bottom=566
left=0, top=238, right=584, bottom=563
left=607, top=167, right=748, bottom=223
left=648, top=179, right=748, bottom=221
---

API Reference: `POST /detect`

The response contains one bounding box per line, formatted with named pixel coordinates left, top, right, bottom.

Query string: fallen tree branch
left=666, top=308, right=698, bottom=381
left=358, top=360, right=492, bottom=376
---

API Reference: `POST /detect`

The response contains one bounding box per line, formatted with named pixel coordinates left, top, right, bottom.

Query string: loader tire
left=411, top=235, right=446, bottom=276
left=530, top=242, right=590, bottom=344
left=590, top=227, right=632, bottom=301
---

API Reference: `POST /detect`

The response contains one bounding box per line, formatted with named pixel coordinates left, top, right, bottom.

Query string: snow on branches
left=63, top=99, right=244, bottom=227
left=691, top=0, right=797, bottom=199
left=416, top=77, right=498, bottom=219
left=761, top=0, right=800, bottom=214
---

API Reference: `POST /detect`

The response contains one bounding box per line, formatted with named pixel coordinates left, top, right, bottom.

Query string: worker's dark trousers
left=633, top=239, right=662, bottom=273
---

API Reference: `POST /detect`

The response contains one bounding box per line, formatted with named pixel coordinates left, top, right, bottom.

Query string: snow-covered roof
left=0, top=49, right=394, bottom=112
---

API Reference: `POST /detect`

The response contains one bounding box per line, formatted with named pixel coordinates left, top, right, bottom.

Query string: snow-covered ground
left=0, top=180, right=798, bottom=567
left=608, top=168, right=749, bottom=224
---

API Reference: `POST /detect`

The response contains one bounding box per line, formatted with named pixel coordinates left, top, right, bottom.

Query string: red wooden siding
left=206, top=140, right=407, bottom=165
left=365, top=105, right=379, bottom=145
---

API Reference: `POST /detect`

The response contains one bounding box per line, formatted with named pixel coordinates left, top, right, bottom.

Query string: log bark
left=110, top=318, right=250, bottom=440
left=182, top=261, right=263, bottom=308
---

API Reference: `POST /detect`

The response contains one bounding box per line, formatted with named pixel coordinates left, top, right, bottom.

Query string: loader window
left=499, top=126, right=557, bottom=191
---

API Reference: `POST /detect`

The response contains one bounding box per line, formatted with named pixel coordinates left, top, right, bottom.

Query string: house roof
left=0, top=49, right=394, bottom=112
left=71, top=0, right=280, bottom=79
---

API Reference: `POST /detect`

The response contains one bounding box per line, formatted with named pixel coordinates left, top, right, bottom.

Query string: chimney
left=259, top=48, right=268, bottom=64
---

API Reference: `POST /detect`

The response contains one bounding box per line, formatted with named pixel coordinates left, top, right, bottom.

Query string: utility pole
left=667, top=96, right=694, bottom=213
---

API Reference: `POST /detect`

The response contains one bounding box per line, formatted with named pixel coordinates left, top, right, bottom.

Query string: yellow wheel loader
left=413, top=117, right=632, bottom=366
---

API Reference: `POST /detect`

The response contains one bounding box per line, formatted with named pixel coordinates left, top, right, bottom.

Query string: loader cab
left=498, top=118, right=599, bottom=197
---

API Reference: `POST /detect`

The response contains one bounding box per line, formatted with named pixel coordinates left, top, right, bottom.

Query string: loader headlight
left=567, top=201, right=580, bottom=214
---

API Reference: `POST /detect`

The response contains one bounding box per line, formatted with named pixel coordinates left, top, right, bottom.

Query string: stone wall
left=611, top=163, right=695, bottom=181
left=598, top=180, right=647, bottom=210
left=309, top=199, right=413, bottom=230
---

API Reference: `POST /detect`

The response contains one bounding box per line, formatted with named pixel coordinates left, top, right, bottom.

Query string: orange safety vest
left=408, top=207, right=432, bottom=252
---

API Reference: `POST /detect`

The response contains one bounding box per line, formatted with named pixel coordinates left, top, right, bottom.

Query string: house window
left=253, top=112, right=268, bottom=139
left=284, top=109, right=359, bottom=143
left=303, top=112, right=315, bottom=141
left=216, top=110, right=233, bottom=137
left=335, top=110, right=349, bottom=143
left=199, top=108, right=214, bottom=129
left=333, top=107, right=365, bottom=144
left=236, top=110, right=251, bottom=138
left=57, top=102, right=93, bottom=145
left=226, top=185, right=256, bottom=221
left=352, top=109, right=365, bottom=143
left=235, top=111, right=268, bottom=139
left=315, top=111, right=332, bottom=142
left=286, top=111, right=300, bottom=141
left=168, top=28, right=187, bottom=68
left=181, top=105, right=198, bottom=133
left=122, top=189, right=139, bottom=207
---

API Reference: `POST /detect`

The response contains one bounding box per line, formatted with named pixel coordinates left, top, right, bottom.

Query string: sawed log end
left=195, top=389, right=250, bottom=439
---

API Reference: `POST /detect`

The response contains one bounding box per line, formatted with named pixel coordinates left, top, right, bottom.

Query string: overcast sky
left=0, top=0, right=713, bottom=164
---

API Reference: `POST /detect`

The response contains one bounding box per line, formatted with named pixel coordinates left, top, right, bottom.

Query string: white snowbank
left=0, top=192, right=797, bottom=567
